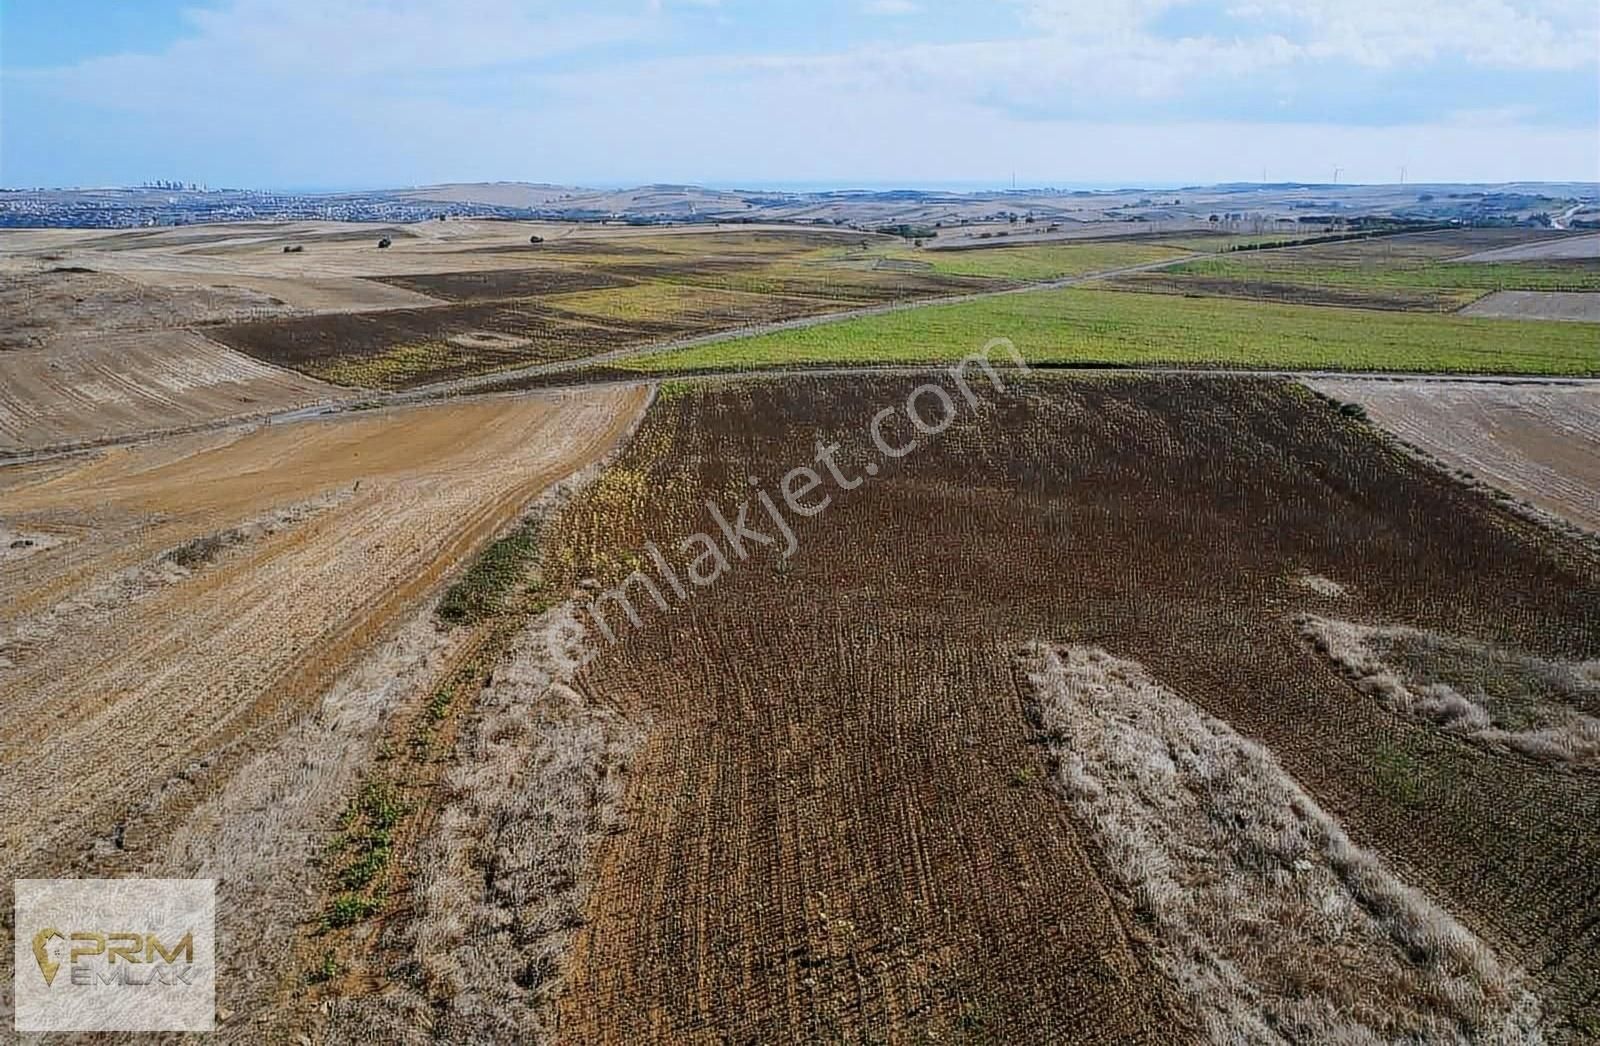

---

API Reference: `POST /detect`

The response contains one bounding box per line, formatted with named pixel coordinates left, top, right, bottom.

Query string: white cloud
left=863, top=0, right=921, bottom=15
left=5, top=0, right=1595, bottom=187
left=1008, top=0, right=1597, bottom=69
left=23, top=0, right=654, bottom=82
left=717, top=32, right=1302, bottom=110
left=1016, top=0, right=1193, bottom=38
left=1227, top=0, right=1599, bottom=69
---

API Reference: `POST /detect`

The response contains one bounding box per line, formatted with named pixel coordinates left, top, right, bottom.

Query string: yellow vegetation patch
left=307, top=342, right=461, bottom=389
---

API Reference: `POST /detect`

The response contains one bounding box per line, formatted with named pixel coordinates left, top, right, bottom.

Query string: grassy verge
left=437, top=516, right=546, bottom=625
left=615, top=287, right=1600, bottom=376
left=308, top=509, right=559, bottom=987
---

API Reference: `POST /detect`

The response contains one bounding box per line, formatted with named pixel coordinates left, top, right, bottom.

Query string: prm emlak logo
left=14, top=878, right=216, bottom=1032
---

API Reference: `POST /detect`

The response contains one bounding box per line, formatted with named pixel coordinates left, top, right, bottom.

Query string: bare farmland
left=1310, top=378, right=1600, bottom=534
left=0, top=386, right=648, bottom=907
left=325, top=375, right=1600, bottom=1042
left=1461, top=290, right=1600, bottom=322
left=0, top=267, right=299, bottom=349
left=0, top=329, right=335, bottom=453
left=7, top=209, right=1600, bottom=1043
left=1457, top=232, right=1600, bottom=262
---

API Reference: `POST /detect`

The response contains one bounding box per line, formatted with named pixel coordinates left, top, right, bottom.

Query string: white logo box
left=14, top=878, right=216, bottom=1032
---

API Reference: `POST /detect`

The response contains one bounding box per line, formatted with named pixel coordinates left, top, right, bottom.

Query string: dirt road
left=398, top=251, right=1208, bottom=397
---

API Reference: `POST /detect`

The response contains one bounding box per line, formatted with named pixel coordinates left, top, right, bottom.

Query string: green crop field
left=1147, top=232, right=1324, bottom=252
left=616, top=287, right=1600, bottom=376
left=878, top=241, right=1194, bottom=281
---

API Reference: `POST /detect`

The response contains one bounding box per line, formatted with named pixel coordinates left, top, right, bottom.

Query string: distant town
left=1, top=180, right=1595, bottom=231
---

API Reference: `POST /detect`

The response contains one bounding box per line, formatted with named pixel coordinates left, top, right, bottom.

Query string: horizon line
left=6, top=178, right=1600, bottom=196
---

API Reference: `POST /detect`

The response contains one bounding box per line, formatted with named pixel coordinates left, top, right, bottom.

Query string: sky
left=1, top=0, right=1597, bottom=190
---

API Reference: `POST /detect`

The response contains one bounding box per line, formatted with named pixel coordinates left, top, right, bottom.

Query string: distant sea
left=666, top=180, right=1194, bottom=194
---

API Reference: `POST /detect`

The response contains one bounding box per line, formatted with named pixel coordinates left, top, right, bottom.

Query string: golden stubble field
left=1311, top=378, right=1600, bottom=534
left=0, top=386, right=649, bottom=1025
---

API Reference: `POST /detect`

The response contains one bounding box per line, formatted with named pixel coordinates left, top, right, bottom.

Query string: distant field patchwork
left=608, top=287, right=1600, bottom=377
left=209, top=229, right=1043, bottom=388
left=1105, top=230, right=1600, bottom=311
left=870, top=241, right=1193, bottom=281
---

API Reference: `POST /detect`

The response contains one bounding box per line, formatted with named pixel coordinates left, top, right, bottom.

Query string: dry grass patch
left=1023, top=642, right=1544, bottom=1043
left=1293, top=572, right=1349, bottom=598
left=302, top=416, right=657, bottom=1045
left=317, top=603, right=644, bottom=1043
left=1301, top=616, right=1600, bottom=766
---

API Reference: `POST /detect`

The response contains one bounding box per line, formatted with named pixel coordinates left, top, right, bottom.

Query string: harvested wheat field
left=0, top=386, right=648, bottom=1025
left=4, top=221, right=1033, bottom=393
left=1457, top=232, right=1600, bottom=263
left=0, top=329, right=337, bottom=453
left=312, top=375, right=1599, bottom=1044
left=1311, top=378, right=1600, bottom=534
left=1462, top=291, right=1600, bottom=323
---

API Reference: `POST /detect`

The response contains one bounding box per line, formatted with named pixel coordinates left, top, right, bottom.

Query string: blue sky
left=2, top=0, right=1596, bottom=189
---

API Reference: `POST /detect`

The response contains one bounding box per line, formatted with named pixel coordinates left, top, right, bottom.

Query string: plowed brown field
left=0, top=386, right=649, bottom=891
left=523, top=376, right=1600, bottom=1041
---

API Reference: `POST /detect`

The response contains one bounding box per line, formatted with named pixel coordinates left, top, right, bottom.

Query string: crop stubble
left=0, top=329, right=335, bottom=453
left=1310, top=379, right=1600, bottom=535
left=532, top=375, right=1599, bottom=1040
left=0, top=387, right=650, bottom=892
